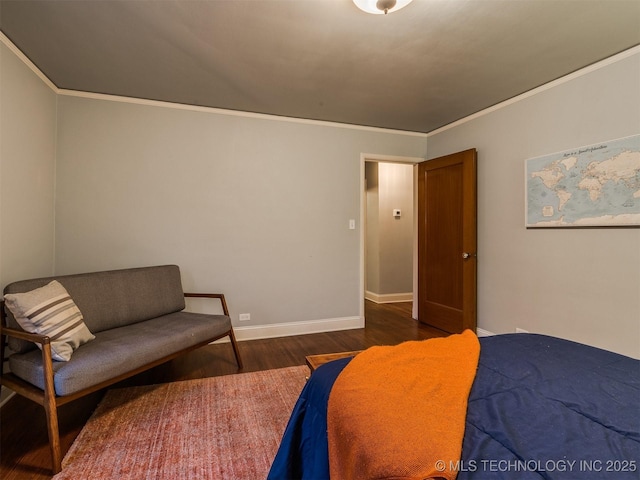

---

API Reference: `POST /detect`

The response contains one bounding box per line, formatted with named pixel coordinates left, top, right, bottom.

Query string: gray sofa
left=0, top=264, right=242, bottom=474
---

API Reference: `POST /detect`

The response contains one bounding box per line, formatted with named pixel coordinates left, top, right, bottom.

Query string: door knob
left=462, top=252, right=475, bottom=259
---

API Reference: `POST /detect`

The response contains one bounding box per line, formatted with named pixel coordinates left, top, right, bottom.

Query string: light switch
left=393, top=209, right=401, bottom=218
left=349, top=219, right=356, bottom=229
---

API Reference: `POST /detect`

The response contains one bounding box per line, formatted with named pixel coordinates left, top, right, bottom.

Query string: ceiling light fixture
left=353, top=0, right=413, bottom=15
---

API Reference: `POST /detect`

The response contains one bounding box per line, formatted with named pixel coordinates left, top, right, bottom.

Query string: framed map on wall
left=525, top=134, right=640, bottom=228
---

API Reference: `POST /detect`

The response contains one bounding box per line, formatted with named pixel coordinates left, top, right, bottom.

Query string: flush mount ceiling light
left=353, top=0, right=413, bottom=15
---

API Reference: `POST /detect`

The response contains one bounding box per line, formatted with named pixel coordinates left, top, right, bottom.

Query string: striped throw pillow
left=4, top=280, right=95, bottom=361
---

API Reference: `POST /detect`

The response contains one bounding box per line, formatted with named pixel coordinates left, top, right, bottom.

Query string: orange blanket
left=327, top=330, right=480, bottom=480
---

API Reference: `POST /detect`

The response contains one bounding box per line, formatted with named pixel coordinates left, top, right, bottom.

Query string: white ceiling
left=1, top=0, right=639, bottom=133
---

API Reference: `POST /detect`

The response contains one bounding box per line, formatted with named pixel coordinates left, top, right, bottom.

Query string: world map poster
left=526, top=134, right=640, bottom=227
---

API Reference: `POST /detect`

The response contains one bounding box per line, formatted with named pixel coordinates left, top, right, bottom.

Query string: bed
left=268, top=333, right=639, bottom=479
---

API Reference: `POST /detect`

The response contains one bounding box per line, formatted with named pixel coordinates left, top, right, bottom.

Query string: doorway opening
left=360, top=154, right=424, bottom=322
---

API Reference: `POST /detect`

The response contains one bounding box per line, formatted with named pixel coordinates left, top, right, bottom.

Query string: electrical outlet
left=516, top=327, right=529, bottom=334
left=239, top=313, right=251, bottom=321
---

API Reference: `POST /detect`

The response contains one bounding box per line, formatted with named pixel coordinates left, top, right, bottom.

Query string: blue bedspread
left=268, top=334, right=640, bottom=479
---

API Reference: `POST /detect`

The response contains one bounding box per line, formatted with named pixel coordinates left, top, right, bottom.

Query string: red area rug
left=53, top=366, right=308, bottom=479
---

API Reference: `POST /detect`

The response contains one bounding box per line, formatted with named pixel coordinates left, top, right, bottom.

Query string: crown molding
left=1, top=31, right=425, bottom=137
left=427, top=44, right=640, bottom=137
left=4, top=29, right=636, bottom=139
left=1, top=31, right=58, bottom=92
left=57, top=89, right=427, bottom=137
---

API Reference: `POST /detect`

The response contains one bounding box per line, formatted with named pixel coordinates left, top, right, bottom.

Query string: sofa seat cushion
left=8, top=312, right=231, bottom=396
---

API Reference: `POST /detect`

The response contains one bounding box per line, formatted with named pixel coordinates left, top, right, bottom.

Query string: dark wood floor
left=1, top=301, right=446, bottom=479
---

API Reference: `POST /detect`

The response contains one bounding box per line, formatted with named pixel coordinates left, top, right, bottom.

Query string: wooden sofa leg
left=44, top=400, right=63, bottom=474
left=229, top=328, right=243, bottom=369
left=42, top=340, right=63, bottom=474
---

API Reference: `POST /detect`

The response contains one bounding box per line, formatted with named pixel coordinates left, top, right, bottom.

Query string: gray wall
left=365, top=162, right=414, bottom=299
left=0, top=42, right=57, bottom=402
left=427, top=51, right=640, bottom=358
left=365, top=162, right=380, bottom=294
left=0, top=43, right=56, bottom=289
left=54, top=95, right=428, bottom=334
left=2, top=37, right=637, bottom=359
left=378, top=163, right=414, bottom=295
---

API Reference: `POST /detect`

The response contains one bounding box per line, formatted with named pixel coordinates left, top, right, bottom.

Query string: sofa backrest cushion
left=3, top=265, right=186, bottom=353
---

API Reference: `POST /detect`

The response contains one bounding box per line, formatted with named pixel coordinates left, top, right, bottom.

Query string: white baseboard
left=222, top=318, right=491, bottom=342
left=233, top=316, right=364, bottom=341
left=365, top=291, right=413, bottom=304
left=1, top=362, right=16, bottom=408
left=0, top=388, right=16, bottom=408
left=211, top=316, right=365, bottom=343
left=476, top=328, right=495, bottom=337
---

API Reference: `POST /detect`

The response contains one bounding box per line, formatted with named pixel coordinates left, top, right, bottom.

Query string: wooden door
left=418, top=149, right=477, bottom=333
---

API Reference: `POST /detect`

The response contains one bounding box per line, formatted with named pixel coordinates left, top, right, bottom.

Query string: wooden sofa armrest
left=1, top=324, right=50, bottom=344
left=182, top=292, right=242, bottom=369
left=1, top=300, right=57, bottom=395
left=183, top=292, right=229, bottom=316
left=1, top=299, right=52, bottom=366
